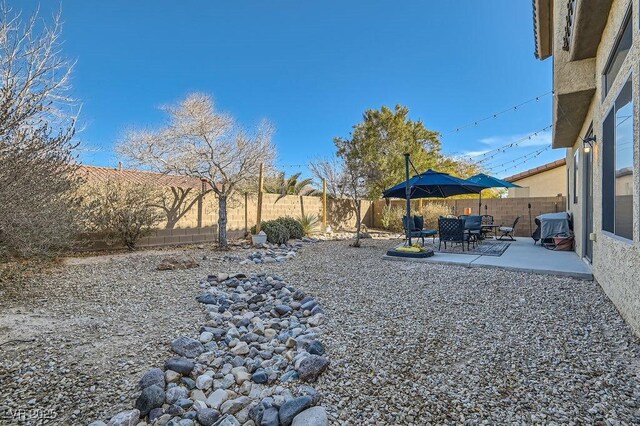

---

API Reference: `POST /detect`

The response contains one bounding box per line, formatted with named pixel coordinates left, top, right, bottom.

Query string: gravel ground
left=1, top=239, right=639, bottom=425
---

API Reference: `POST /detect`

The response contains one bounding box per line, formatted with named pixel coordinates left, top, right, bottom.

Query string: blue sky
left=16, top=1, right=555, bottom=178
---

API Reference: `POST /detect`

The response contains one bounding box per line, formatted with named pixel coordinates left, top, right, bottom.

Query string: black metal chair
left=481, top=214, right=495, bottom=239
left=414, top=215, right=438, bottom=243
left=464, top=215, right=483, bottom=245
left=403, top=215, right=437, bottom=245
left=403, top=216, right=424, bottom=245
left=481, top=214, right=494, bottom=225
left=498, top=216, right=520, bottom=241
left=438, top=217, right=471, bottom=251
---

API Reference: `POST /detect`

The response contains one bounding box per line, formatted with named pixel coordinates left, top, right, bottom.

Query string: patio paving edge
left=382, top=254, right=479, bottom=268
left=381, top=254, right=594, bottom=281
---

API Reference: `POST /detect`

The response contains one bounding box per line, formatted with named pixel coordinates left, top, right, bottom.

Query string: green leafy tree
left=337, top=105, right=480, bottom=199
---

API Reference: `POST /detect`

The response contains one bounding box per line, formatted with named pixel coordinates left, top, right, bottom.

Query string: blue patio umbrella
left=382, top=169, right=489, bottom=199
left=383, top=155, right=492, bottom=247
left=465, top=173, right=521, bottom=214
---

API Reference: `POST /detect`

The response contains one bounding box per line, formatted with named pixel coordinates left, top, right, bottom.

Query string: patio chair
left=413, top=215, right=438, bottom=243
left=481, top=214, right=495, bottom=239
left=498, top=216, right=520, bottom=241
left=438, top=217, right=472, bottom=251
left=403, top=216, right=425, bottom=245
left=464, top=215, right=483, bottom=244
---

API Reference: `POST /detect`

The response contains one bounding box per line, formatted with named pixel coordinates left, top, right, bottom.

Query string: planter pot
left=252, top=233, right=267, bottom=245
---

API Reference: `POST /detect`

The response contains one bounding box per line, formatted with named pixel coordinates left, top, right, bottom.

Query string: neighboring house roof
left=616, top=167, right=633, bottom=178
left=504, top=158, right=567, bottom=182
left=79, top=165, right=204, bottom=190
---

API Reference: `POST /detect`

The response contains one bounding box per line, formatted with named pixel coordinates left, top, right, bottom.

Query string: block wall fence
left=371, top=195, right=567, bottom=237
left=85, top=193, right=566, bottom=249
left=84, top=192, right=373, bottom=250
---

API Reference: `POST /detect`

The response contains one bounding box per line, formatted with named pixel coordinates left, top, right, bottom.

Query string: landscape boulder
left=157, top=255, right=199, bottom=270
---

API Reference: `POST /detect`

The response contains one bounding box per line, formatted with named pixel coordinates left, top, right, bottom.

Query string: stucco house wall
left=552, top=0, right=640, bottom=335
left=506, top=164, right=567, bottom=198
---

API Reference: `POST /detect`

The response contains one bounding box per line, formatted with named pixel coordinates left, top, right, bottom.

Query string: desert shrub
left=0, top=135, right=83, bottom=259
left=0, top=6, right=82, bottom=260
left=275, top=217, right=305, bottom=240
left=260, top=220, right=290, bottom=244
left=418, top=202, right=452, bottom=230
left=380, top=205, right=406, bottom=232
left=297, top=213, right=319, bottom=236
left=83, top=179, right=164, bottom=250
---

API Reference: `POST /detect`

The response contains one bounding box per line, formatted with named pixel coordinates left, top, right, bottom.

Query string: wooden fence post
left=322, top=178, right=327, bottom=231
left=256, top=163, right=264, bottom=233
left=244, top=192, right=248, bottom=237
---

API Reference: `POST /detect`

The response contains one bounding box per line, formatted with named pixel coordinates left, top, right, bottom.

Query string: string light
left=483, top=146, right=549, bottom=169
left=440, top=91, right=553, bottom=137
left=462, top=124, right=553, bottom=163
left=489, top=146, right=552, bottom=175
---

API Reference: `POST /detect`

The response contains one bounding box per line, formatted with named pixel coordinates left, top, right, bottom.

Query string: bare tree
left=310, top=158, right=348, bottom=199
left=0, top=4, right=76, bottom=135
left=152, top=186, right=209, bottom=230
left=0, top=4, right=81, bottom=260
left=83, top=179, right=164, bottom=250
left=310, top=157, right=370, bottom=247
left=118, top=93, right=276, bottom=248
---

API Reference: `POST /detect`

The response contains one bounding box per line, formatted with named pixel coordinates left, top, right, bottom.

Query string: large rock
left=165, top=386, right=189, bottom=404
left=292, top=407, right=328, bottom=426
left=171, top=336, right=205, bottom=358
left=107, top=409, right=140, bottom=426
left=217, top=415, right=241, bottom=426
left=196, top=293, right=217, bottom=304
left=197, top=408, right=220, bottom=426
left=165, top=358, right=195, bottom=375
left=261, top=407, right=279, bottom=426
left=279, top=396, right=312, bottom=426
left=251, top=370, right=268, bottom=384
left=196, top=374, right=213, bottom=390
left=306, top=341, right=325, bottom=356
left=134, top=385, right=165, bottom=416
left=138, top=368, right=165, bottom=390
left=157, top=255, right=199, bottom=270
left=230, top=341, right=249, bottom=355
left=275, top=305, right=293, bottom=315
left=148, top=408, right=164, bottom=424
left=206, top=388, right=228, bottom=410
left=297, top=355, right=329, bottom=382
left=220, top=397, right=248, bottom=415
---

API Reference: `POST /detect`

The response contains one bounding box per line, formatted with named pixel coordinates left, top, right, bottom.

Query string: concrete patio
left=383, top=237, right=593, bottom=280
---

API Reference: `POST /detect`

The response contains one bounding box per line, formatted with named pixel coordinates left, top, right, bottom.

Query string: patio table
left=481, top=224, right=501, bottom=239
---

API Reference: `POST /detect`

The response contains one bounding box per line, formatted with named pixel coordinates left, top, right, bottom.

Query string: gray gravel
left=1, top=239, right=639, bottom=425
left=284, top=240, right=640, bottom=424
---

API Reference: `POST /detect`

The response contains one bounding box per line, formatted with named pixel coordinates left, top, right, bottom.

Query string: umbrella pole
left=405, top=153, right=412, bottom=246
left=478, top=190, right=482, bottom=215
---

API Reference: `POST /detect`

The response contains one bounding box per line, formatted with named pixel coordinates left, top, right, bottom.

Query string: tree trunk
left=165, top=213, right=178, bottom=230
left=352, top=200, right=362, bottom=247
left=218, top=194, right=228, bottom=249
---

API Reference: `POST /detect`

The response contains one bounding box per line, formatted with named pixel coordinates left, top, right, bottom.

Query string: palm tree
left=265, top=172, right=318, bottom=217
left=265, top=172, right=317, bottom=202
